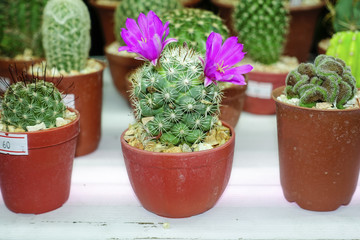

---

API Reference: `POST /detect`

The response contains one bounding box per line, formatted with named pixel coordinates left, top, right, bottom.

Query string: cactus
left=130, top=45, right=222, bottom=146
left=1, top=72, right=66, bottom=131
left=114, top=0, right=182, bottom=45
left=0, top=0, right=48, bottom=58
left=332, top=0, right=360, bottom=32
left=285, top=54, right=357, bottom=109
left=232, top=0, right=289, bottom=65
left=42, top=0, right=91, bottom=73
left=326, top=31, right=360, bottom=88
left=162, top=8, right=229, bottom=53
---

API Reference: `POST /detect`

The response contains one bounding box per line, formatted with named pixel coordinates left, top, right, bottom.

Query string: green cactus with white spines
left=0, top=0, right=48, bottom=58
left=232, top=0, right=289, bottom=65
left=130, top=46, right=222, bottom=146
left=326, top=31, right=360, bottom=88
left=1, top=78, right=66, bottom=130
left=42, top=0, right=91, bottom=73
left=332, top=0, right=360, bottom=32
left=162, top=8, right=229, bottom=53
left=114, top=0, right=182, bottom=45
left=285, top=55, right=357, bottom=109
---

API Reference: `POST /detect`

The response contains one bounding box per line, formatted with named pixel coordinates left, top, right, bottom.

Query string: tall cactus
left=42, top=0, right=91, bottom=73
left=0, top=0, right=48, bottom=58
left=232, top=0, right=289, bottom=65
left=326, top=31, right=360, bottom=88
left=285, top=55, right=357, bottom=109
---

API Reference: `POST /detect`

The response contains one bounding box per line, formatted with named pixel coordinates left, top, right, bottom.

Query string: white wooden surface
left=1, top=66, right=360, bottom=240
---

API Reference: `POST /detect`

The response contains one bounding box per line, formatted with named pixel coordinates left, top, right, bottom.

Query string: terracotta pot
left=0, top=58, right=43, bottom=80
left=182, top=0, right=202, bottom=7
left=273, top=86, right=360, bottom=211
left=121, top=121, right=235, bottom=218
left=0, top=109, right=80, bottom=214
left=210, top=0, right=236, bottom=36
left=284, top=2, right=325, bottom=62
left=89, top=0, right=117, bottom=46
left=244, top=70, right=288, bottom=115
left=219, top=84, right=247, bottom=128
left=106, top=49, right=142, bottom=102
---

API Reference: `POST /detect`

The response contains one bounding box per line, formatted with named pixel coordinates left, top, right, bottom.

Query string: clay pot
left=284, top=2, right=325, bottom=62
left=0, top=58, right=43, bottom=80
left=0, top=109, right=80, bottom=214
left=219, top=84, right=247, bottom=128
left=182, top=0, right=202, bottom=7
left=121, top=121, right=235, bottom=218
left=244, top=70, right=288, bottom=115
left=106, top=49, right=142, bottom=102
left=273, top=86, right=360, bottom=211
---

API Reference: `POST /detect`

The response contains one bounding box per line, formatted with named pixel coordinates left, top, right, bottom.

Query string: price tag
left=0, top=133, right=28, bottom=155
left=62, top=94, right=75, bottom=109
left=246, top=80, right=273, bottom=99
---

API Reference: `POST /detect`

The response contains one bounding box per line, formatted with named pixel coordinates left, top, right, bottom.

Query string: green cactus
left=326, top=31, right=360, bottom=88
left=162, top=8, right=229, bottom=53
left=0, top=0, right=48, bottom=58
left=1, top=76, right=66, bottom=131
left=285, top=54, right=357, bottom=109
left=42, top=0, right=91, bottom=73
left=333, top=0, right=360, bottom=32
left=232, top=0, right=289, bottom=65
left=114, top=0, right=182, bottom=45
left=130, top=46, right=222, bottom=146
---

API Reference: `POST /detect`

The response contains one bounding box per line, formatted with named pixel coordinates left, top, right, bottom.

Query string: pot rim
left=290, top=2, right=325, bottom=12
left=121, top=120, right=235, bottom=157
left=272, top=86, right=360, bottom=113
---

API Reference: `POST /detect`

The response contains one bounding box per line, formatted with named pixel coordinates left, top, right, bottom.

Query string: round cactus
left=162, top=8, right=229, bottom=53
left=232, top=0, right=289, bottom=65
left=285, top=54, right=357, bottom=109
left=1, top=78, right=66, bottom=130
left=114, top=0, right=182, bottom=45
left=130, top=46, right=222, bottom=146
left=42, top=0, right=91, bottom=73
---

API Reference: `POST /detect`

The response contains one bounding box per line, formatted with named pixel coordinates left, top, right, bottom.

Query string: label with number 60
left=0, top=133, right=28, bottom=155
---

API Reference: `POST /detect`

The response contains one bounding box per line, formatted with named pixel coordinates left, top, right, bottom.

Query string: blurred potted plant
left=0, top=68, right=80, bottom=214
left=33, top=0, right=106, bottom=156
left=119, top=11, right=252, bottom=217
left=272, top=54, right=360, bottom=211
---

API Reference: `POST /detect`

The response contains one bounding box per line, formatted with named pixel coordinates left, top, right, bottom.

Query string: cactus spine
left=114, top=0, right=182, bottom=45
left=232, top=0, right=289, bottom=65
left=326, top=31, right=360, bottom=88
left=42, top=0, right=91, bottom=73
left=0, top=0, right=48, bottom=58
left=130, top=46, right=222, bottom=146
left=285, top=55, right=357, bottom=109
left=162, top=8, right=229, bottom=54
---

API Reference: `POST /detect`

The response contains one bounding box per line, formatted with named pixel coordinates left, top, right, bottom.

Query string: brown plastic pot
left=244, top=70, right=288, bottom=115
left=273, top=86, right=360, bottom=211
left=219, top=84, right=247, bottom=128
left=121, top=121, right=235, bottom=218
left=0, top=109, right=80, bottom=214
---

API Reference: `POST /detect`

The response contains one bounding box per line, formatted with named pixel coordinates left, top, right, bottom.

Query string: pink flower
left=118, top=11, right=177, bottom=66
left=201, top=32, right=253, bottom=87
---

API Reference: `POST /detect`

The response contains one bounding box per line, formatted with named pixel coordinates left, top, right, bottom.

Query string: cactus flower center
left=216, top=61, right=229, bottom=74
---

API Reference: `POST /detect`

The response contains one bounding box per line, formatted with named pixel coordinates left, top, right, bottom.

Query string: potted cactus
left=272, top=54, right=360, bottom=211
left=0, top=68, right=80, bottom=214
left=0, top=0, right=47, bottom=81
left=105, top=0, right=183, bottom=101
left=33, top=0, right=106, bottom=156
left=119, top=11, right=252, bottom=217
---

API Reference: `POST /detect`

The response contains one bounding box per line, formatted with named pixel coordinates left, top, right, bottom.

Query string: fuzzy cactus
left=232, top=0, right=289, bottom=65
left=42, top=0, right=91, bottom=73
left=114, top=0, right=182, bottom=45
left=1, top=76, right=66, bottom=131
left=162, top=8, right=229, bottom=53
left=130, top=46, right=222, bottom=145
left=326, top=31, right=360, bottom=88
left=332, top=0, right=360, bottom=32
left=0, top=0, right=48, bottom=58
left=285, top=55, right=357, bottom=109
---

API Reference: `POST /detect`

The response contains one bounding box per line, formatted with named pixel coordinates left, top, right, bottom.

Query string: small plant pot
left=272, top=86, right=360, bottom=211
left=0, top=109, right=80, bottom=214
left=0, top=58, right=43, bottom=80
left=219, top=84, right=247, bottom=128
left=121, top=121, right=235, bottom=218
left=244, top=70, right=288, bottom=115
left=181, top=0, right=202, bottom=7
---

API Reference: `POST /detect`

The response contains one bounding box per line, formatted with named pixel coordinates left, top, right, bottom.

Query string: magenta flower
left=201, top=32, right=253, bottom=87
left=118, top=10, right=177, bottom=66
